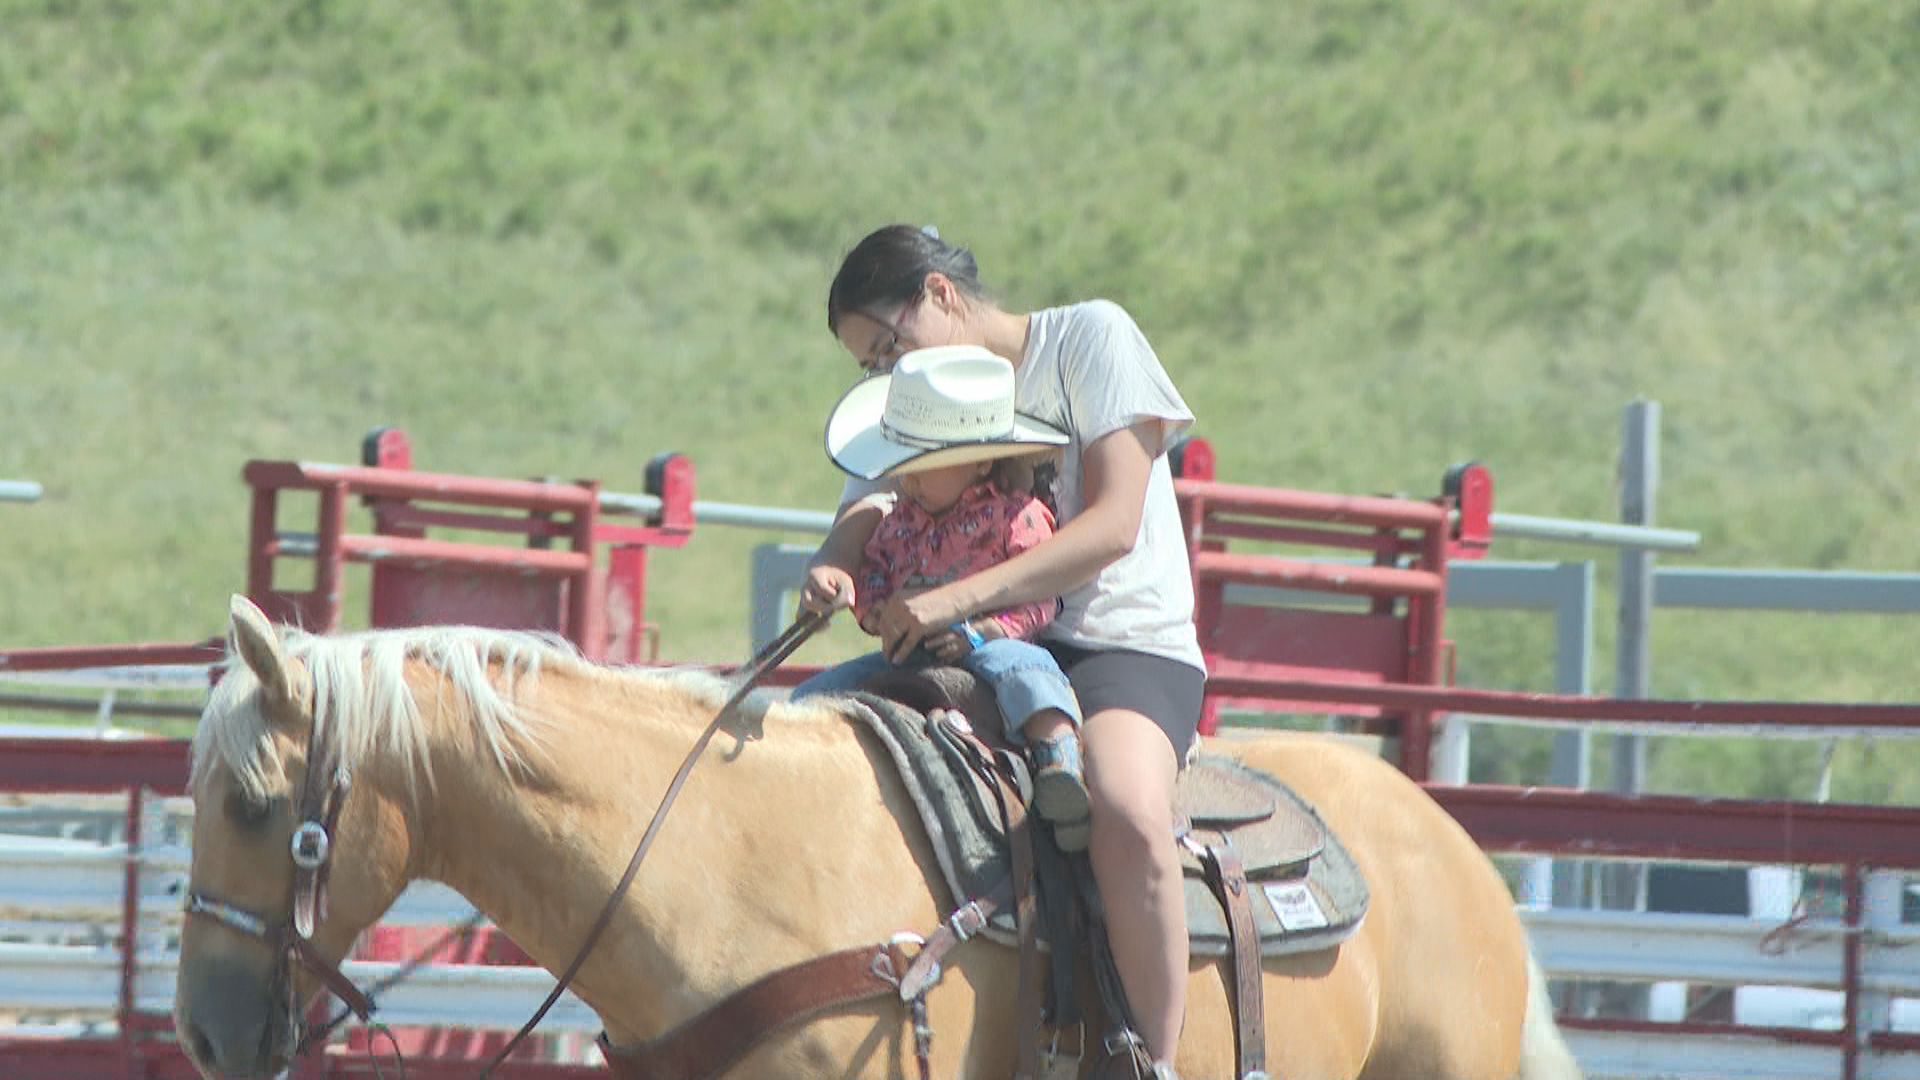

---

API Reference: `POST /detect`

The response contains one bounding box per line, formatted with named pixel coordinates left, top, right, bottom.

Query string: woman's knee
left=1086, top=763, right=1176, bottom=852
left=1084, top=708, right=1177, bottom=791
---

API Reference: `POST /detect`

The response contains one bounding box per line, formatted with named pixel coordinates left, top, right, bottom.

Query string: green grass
left=2, top=0, right=1916, bottom=796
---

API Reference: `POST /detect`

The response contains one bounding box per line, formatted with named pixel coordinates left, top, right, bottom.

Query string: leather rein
left=181, top=609, right=833, bottom=1074
left=474, top=609, right=833, bottom=1074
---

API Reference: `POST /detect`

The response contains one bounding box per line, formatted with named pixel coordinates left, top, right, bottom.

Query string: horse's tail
left=1517, top=949, right=1584, bottom=1080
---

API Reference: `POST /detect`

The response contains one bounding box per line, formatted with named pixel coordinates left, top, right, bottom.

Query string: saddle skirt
left=832, top=678, right=1369, bottom=958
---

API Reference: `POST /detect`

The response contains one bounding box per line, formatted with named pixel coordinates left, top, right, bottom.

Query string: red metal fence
left=5, top=437, right=1918, bottom=1078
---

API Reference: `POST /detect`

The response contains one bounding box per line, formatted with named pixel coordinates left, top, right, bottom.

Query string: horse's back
left=1205, top=730, right=1532, bottom=1080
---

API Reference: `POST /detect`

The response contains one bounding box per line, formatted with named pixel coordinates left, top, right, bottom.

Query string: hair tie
left=920, top=224, right=940, bottom=240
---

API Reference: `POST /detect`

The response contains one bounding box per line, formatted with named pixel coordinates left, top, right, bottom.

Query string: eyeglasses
left=858, top=294, right=924, bottom=374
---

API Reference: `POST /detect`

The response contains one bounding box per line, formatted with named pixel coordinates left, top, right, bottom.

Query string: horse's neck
left=400, top=682, right=946, bottom=1044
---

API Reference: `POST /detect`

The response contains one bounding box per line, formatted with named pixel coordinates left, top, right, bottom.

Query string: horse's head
left=174, top=596, right=412, bottom=1078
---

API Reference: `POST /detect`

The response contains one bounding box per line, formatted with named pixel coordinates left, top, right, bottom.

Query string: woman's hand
left=873, top=588, right=967, bottom=663
left=799, top=565, right=856, bottom=615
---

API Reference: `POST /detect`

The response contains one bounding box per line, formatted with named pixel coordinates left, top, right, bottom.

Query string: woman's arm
left=977, top=499, right=1061, bottom=640
left=872, top=421, right=1158, bottom=662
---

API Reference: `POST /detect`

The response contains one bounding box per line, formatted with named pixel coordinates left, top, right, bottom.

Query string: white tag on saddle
left=1263, top=880, right=1329, bottom=932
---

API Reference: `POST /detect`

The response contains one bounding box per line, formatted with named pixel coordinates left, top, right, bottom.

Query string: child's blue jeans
left=790, top=638, right=1082, bottom=745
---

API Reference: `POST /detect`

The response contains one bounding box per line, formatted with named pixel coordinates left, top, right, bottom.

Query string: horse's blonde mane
left=189, top=620, right=835, bottom=805
left=191, top=624, right=593, bottom=801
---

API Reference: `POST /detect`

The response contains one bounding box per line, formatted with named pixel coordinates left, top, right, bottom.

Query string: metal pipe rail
left=1192, top=550, right=1446, bottom=599
left=1210, top=675, right=1920, bottom=735
left=273, top=452, right=835, bottom=536
left=0, top=664, right=214, bottom=689
left=0, top=659, right=214, bottom=720
left=268, top=530, right=593, bottom=576
left=1562, top=1021, right=1920, bottom=1080
left=1657, top=567, right=1920, bottom=612
left=1431, top=783, right=1920, bottom=869
left=1179, top=477, right=1451, bottom=530
left=602, top=491, right=1702, bottom=554
left=271, top=497, right=834, bottom=554
left=0, top=691, right=201, bottom=719
left=598, top=475, right=1700, bottom=560
left=243, top=461, right=599, bottom=513
left=1521, top=908, right=1871, bottom=990
left=0, top=944, right=603, bottom=1034
left=1484, top=510, right=1702, bottom=553
left=0, top=1042, right=599, bottom=1080
left=0, top=737, right=192, bottom=795
left=599, top=491, right=836, bottom=534
left=0, top=480, right=42, bottom=503
left=0, top=641, right=225, bottom=677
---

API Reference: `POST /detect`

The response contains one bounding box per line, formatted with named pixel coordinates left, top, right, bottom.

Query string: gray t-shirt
left=834, top=300, right=1203, bottom=670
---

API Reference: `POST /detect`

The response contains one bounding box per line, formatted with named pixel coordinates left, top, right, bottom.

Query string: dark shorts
left=1041, top=641, right=1207, bottom=757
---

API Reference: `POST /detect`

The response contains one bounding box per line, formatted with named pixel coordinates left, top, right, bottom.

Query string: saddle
left=840, top=670, right=1369, bottom=958
left=835, top=670, right=1370, bottom=1080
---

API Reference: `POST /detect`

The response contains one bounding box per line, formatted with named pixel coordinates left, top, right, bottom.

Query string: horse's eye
left=225, top=790, right=277, bottom=827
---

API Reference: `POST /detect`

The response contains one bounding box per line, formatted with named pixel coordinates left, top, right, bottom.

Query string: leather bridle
left=183, top=679, right=375, bottom=1057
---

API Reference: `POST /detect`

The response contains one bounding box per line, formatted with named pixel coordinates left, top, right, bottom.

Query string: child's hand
left=927, top=618, right=1001, bottom=663
left=799, top=565, right=856, bottom=615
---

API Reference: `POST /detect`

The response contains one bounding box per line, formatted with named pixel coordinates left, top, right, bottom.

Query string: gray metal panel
left=1448, top=559, right=1591, bottom=613
left=750, top=543, right=816, bottom=650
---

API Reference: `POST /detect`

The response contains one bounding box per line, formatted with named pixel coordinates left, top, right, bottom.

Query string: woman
left=799, top=224, right=1205, bottom=1075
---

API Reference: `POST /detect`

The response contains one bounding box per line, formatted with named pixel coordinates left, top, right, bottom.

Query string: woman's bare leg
left=1083, top=707, right=1186, bottom=1060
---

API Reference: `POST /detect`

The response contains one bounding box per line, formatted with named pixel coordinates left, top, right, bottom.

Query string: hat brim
left=824, top=373, right=1070, bottom=481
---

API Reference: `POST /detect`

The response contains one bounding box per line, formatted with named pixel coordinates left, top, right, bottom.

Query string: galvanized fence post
left=1603, top=398, right=1660, bottom=1019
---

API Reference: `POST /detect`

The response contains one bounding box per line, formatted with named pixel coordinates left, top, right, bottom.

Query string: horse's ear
left=227, top=595, right=310, bottom=714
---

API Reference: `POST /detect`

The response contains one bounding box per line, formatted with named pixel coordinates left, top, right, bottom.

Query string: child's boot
left=1029, top=732, right=1091, bottom=852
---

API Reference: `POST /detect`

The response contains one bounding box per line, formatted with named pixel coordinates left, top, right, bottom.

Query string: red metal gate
left=6, top=437, right=1918, bottom=1078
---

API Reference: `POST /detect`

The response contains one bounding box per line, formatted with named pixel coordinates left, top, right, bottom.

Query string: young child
left=793, top=346, right=1091, bottom=849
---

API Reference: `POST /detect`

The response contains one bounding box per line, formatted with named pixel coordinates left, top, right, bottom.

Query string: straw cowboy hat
left=825, top=345, right=1069, bottom=480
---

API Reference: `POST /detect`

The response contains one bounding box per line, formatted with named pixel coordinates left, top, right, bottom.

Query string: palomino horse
left=174, top=596, right=1583, bottom=1079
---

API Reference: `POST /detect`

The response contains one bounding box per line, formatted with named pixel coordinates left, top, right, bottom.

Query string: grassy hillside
left=2, top=0, right=1916, bottom=797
